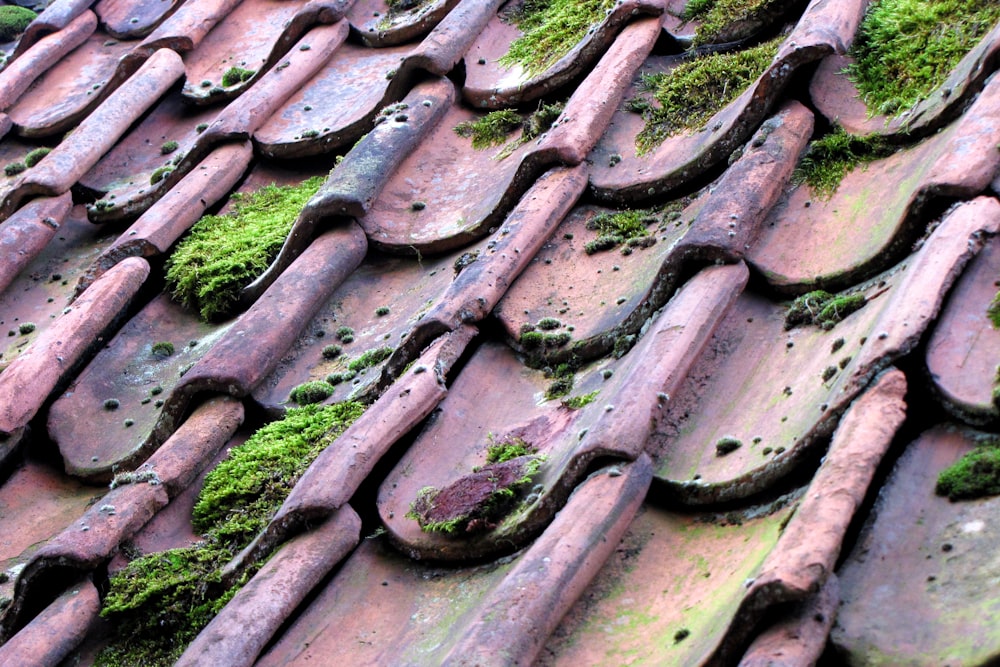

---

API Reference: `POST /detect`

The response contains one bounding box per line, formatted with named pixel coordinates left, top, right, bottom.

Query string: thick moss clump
left=631, top=37, right=780, bottom=154
left=23, top=147, right=50, bottom=168
left=454, top=102, right=563, bottom=158
left=793, top=127, right=896, bottom=198
left=784, top=290, right=867, bottom=330
left=0, top=6, right=36, bottom=42
left=683, top=0, right=779, bottom=45
left=97, top=402, right=364, bottom=666
left=499, top=0, right=615, bottom=76
left=164, top=177, right=323, bottom=321
left=847, top=0, right=1000, bottom=117
left=221, top=66, right=255, bottom=87
left=936, top=439, right=1000, bottom=500
left=288, top=380, right=335, bottom=405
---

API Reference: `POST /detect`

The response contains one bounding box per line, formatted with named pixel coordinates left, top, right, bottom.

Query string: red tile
left=95, top=0, right=181, bottom=39
left=133, top=0, right=241, bottom=56
left=0, top=578, right=98, bottom=664
left=348, top=0, right=461, bottom=47
left=12, top=0, right=94, bottom=59
left=0, top=194, right=72, bottom=295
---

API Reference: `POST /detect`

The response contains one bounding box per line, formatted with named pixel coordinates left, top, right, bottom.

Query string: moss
left=17, top=322, right=35, bottom=335
left=683, top=0, right=777, bottom=45
left=150, top=341, right=174, bottom=358
left=149, top=166, right=173, bottom=185
left=785, top=290, right=867, bottom=330
left=846, top=0, right=1000, bottom=117
left=454, top=250, right=479, bottom=275
left=454, top=102, right=563, bottom=158
left=160, top=141, right=179, bottom=155
left=196, top=123, right=209, bottom=133
left=23, top=147, right=50, bottom=168
left=631, top=37, right=780, bottom=154
left=715, top=436, right=742, bottom=455
left=499, top=0, right=615, bottom=76
left=793, top=127, right=896, bottom=198
left=326, top=371, right=356, bottom=385
left=335, top=326, right=354, bottom=342
left=221, top=66, right=255, bottom=87
left=0, top=6, right=35, bottom=42
left=563, top=390, right=599, bottom=409
left=583, top=209, right=657, bottom=254
left=288, top=380, right=335, bottom=405
left=536, top=317, right=561, bottom=330
left=164, top=177, right=323, bottom=321
left=103, top=398, right=120, bottom=410
left=674, top=628, right=691, bottom=643
left=321, top=344, right=342, bottom=359
left=346, top=346, right=393, bottom=372
left=375, top=306, right=390, bottom=316
left=545, top=376, right=573, bottom=400
left=4, top=162, right=25, bottom=176
left=988, top=293, right=1000, bottom=329
left=520, top=331, right=544, bottom=348
left=486, top=435, right=537, bottom=463
left=936, top=438, right=1000, bottom=500
left=97, top=403, right=363, bottom=666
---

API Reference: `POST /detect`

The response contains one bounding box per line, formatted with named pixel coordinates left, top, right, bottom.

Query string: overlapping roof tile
left=0, top=0, right=997, bottom=664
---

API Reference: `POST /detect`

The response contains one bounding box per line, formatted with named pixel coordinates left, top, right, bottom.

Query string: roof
left=0, top=0, right=997, bottom=664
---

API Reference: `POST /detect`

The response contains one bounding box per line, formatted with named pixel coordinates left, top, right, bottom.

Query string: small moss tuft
left=486, top=435, right=537, bottom=463
left=715, top=436, right=742, bottom=455
left=335, top=326, right=354, bottom=342
left=4, top=162, right=25, bottom=176
left=151, top=341, right=174, bottom=358
left=221, top=66, right=255, bottom=87
left=454, top=102, right=563, bottom=158
left=288, top=380, right=335, bottom=405
left=160, top=141, right=179, bottom=155
left=104, top=398, right=120, bottom=410
left=164, top=177, right=323, bottom=321
left=150, top=166, right=173, bottom=185
left=17, top=322, right=35, bottom=335
left=785, top=290, right=867, bottom=330
left=23, top=147, right=50, bottom=168
left=536, top=317, right=561, bottom=330
left=321, top=344, right=342, bottom=359
left=0, top=6, right=36, bottom=41
left=562, top=390, right=599, bottom=409
left=346, top=346, right=393, bottom=372
left=375, top=306, right=390, bottom=316
left=936, top=438, right=1000, bottom=500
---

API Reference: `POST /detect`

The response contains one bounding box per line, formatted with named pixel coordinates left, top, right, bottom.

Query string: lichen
left=784, top=290, right=867, bottom=330
left=164, top=177, right=323, bottom=321
left=221, top=66, right=255, bottom=87
left=0, top=6, right=36, bottom=42
left=630, top=37, right=780, bottom=154
left=499, top=0, right=615, bottom=76
left=97, top=402, right=363, bottom=666
left=936, top=437, right=1000, bottom=500
left=793, top=127, right=896, bottom=198
left=846, top=0, right=1000, bottom=117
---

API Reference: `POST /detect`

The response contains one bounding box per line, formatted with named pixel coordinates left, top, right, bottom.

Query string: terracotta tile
left=0, top=10, right=95, bottom=111
left=926, top=235, right=1000, bottom=425
left=0, top=193, right=71, bottom=295
left=832, top=425, right=1000, bottom=665
left=347, top=0, right=460, bottom=48
left=463, top=0, right=664, bottom=108
left=442, top=456, right=652, bottom=666
left=179, top=0, right=343, bottom=105
left=0, top=256, right=147, bottom=443
left=811, top=22, right=1000, bottom=139
left=496, top=101, right=811, bottom=362
left=540, top=495, right=797, bottom=665
left=3, top=48, right=186, bottom=217
left=131, top=0, right=241, bottom=56
left=738, top=574, right=838, bottom=667
left=12, top=0, right=94, bottom=59
left=589, top=0, right=866, bottom=205
left=397, top=0, right=502, bottom=77
left=0, top=578, right=98, bottom=666
left=242, top=326, right=474, bottom=570
left=176, top=507, right=360, bottom=667
left=76, top=141, right=253, bottom=290
left=377, top=263, right=746, bottom=561
left=653, top=197, right=1000, bottom=504
left=750, top=73, right=1000, bottom=292
left=94, top=0, right=181, bottom=39
left=6, top=32, right=133, bottom=138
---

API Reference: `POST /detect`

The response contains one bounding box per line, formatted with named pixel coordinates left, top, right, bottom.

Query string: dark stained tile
left=463, top=0, right=663, bottom=108
left=750, top=73, right=1000, bottom=292
left=810, top=22, right=1000, bottom=139
left=94, top=0, right=181, bottom=39
left=377, top=263, right=746, bottom=561
left=832, top=425, right=1000, bottom=665
left=589, top=0, right=866, bottom=205
left=653, top=197, right=1000, bottom=504
left=926, top=235, right=1000, bottom=425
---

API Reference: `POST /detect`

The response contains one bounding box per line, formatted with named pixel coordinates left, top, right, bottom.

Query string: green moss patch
left=164, top=177, right=323, bottom=321
left=23, top=147, right=50, bottom=168
left=221, top=66, right=255, bottom=87
left=454, top=102, right=563, bottom=158
left=784, top=290, right=867, bottom=330
left=498, top=0, right=615, bottom=76
left=346, top=346, right=393, bottom=372
left=630, top=37, right=780, bottom=154
left=936, top=438, right=1000, bottom=500
left=289, top=380, right=335, bottom=405
left=0, top=6, right=36, bottom=42
left=987, top=294, right=1000, bottom=329
left=682, top=0, right=777, bottom=45
left=846, top=0, right=1000, bottom=117
left=97, top=402, right=364, bottom=666
left=562, top=390, right=599, bottom=409
left=793, top=127, right=896, bottom=198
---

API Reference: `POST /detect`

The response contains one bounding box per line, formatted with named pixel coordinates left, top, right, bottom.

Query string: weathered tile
left=175, top=507, right=360, bottom=667
left=539, top=494, right=797, bottom=665
left=0, top=193, right=71, bottom=295
left=663, top=0, right=803, bottom=47
left=463, top=0, right=664, bottom=108
left=750, top=73, right=1000, bottom=292
left=589, top=0, right=866, bottom=205
left=926, top=235, right=1000, bottom=425
left=94, top=0, right=181, bottom=39
left=179, top=0, right=346, bottom=105
left=0, top=578, right=98, bottom=666
left=130, top=0, right=241, bottom=56
left=11, top=0, right=93, bottom=59
left=832, top=425, right=1000, bottom=666
left=378, top=263, right=746, bottom=561
left=0, top=10, right=95, bottom=111
left=496, top=101, right=811, bottom=362
left=810, top=21, right=1000, bottom=139
left=653, top=197, right=1000, bottom=504
left=3, top=48, right=186, bottom=217
left=258, top=456, right=649, bottom=666
left=347, top=0, right=459, bottom=47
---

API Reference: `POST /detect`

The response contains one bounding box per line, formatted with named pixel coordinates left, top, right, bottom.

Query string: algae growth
left=96, top=402, right=364, bottom=666
left=164, top=176, right=323, bottom=321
